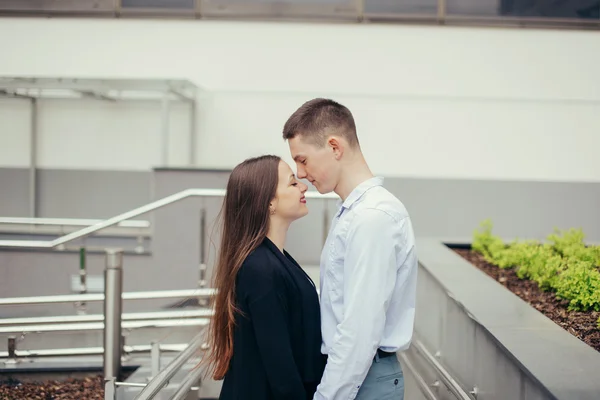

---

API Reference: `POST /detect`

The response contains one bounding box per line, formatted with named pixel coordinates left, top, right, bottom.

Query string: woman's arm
left=240, top=258, right=307, bottom=399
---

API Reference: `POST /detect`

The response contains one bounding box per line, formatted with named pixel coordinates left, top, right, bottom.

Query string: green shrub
left=471, top=221, right=600, bottom=325
left=554, top=260, right=600, bottom=311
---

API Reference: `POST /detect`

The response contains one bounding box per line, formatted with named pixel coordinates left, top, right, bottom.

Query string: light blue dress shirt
left=314, top=176, right=418, bottom=400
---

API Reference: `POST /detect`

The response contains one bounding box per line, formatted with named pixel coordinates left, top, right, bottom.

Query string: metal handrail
left=0, top=188, right=338, bottom=249
left=0, top=309, right=213, bottom=326
left=0, top=344, right=189, bottom=359
left=412, top=339, right=474, bottom=400
left=0, top=288, right=216, bottom=306
left=0, top=317, right=210, bottom=334
left=133, top=329, right=207, bottom=400
left=171, top=364, right=205, bottom=400
left=0, top=217, right=150, bottom=228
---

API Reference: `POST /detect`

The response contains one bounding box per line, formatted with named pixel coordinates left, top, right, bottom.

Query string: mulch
left=453, top=248, right=600, bottom=353
left=0, top=375, right=104, bottom=400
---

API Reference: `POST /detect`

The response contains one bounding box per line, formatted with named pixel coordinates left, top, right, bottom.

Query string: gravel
left=0, top=375, right=104, bottom=400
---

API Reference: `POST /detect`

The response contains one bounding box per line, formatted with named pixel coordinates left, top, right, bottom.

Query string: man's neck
left=335, top=154, right=374, bottom=202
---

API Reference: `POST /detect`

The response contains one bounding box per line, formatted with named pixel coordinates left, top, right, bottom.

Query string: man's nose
left=296, top=165, right=307, bottom=179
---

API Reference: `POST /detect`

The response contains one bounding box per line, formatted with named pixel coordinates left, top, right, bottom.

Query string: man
left=282, top=98, right=418, bottom=400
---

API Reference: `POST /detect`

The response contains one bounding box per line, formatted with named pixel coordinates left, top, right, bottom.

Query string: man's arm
left=314, top=208, right=413, bottom=400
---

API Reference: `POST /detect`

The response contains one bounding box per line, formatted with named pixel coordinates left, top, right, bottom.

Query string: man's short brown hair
left=283, top=98, right=359, bottom=147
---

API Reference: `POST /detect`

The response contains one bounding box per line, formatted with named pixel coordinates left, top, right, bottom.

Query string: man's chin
left=314, top=185, right=332, bottom=195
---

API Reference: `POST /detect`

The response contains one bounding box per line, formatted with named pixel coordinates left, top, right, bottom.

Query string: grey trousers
left=355, top=353, right=404, bottom=400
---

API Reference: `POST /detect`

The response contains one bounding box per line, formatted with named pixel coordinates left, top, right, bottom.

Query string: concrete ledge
left=415, top=238, right=600, bottom=400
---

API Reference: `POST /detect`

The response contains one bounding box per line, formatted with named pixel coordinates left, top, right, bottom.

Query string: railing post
left=198, top=207, right=209, bottom=307
left=103, top=248, right=124, bottom=382
left=104, top=377, right=116, bottom=400
left=150, top=341, right=161, bottom=379
left=75, top=246, right=87, bottom=314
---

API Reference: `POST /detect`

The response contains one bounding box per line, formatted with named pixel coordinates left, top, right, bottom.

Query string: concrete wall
left=1, top=18, right=599, bottom=183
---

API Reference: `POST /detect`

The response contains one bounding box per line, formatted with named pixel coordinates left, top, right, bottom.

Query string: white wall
left=0, top=18, right=599, bottom=181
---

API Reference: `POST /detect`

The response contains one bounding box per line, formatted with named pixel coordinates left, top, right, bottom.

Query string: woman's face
left=270, top=160, right=308, bottom=221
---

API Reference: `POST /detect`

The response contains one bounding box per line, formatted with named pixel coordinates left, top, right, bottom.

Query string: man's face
left=287, top=135, right=339, bottom=194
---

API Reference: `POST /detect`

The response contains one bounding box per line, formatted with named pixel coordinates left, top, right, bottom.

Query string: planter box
left=410, top=238, right=600, bottom=400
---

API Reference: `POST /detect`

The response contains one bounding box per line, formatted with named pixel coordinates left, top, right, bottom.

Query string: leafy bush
left=471, top=220, right=600, bottom=328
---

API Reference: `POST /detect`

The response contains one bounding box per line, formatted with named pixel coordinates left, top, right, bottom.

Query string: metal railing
left=0, top=217, right=150, bottom=228
left=0, top=188, right=336, bottom=249
left=0, top=187, right=337, bottom=400
left=0, top=217, right=151, bottom=242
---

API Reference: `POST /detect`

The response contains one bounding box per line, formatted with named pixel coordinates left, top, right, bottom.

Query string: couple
left=204, top=98, right=418, bottom=400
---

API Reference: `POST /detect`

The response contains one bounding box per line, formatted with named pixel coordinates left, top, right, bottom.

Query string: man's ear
left=327, top=136, right=344, bottom=160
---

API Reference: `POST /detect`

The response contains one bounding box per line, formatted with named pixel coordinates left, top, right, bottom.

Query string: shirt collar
left=336, top=176, right=384, bottom=217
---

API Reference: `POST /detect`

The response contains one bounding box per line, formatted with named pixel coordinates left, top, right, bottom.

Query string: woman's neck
left=267, top=217, right=290, bottom=253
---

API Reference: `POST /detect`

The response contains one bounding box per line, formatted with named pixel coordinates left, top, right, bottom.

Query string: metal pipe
left=413, top=339, right=472, bottom=400
left=134, top=329, right=206, bottom=400
left=0, top=288, right=216, bottom=306
left=103, top=249, right=124, bottom=380
left=150, top=341, right=160, bottom=379
left=79, top=246, right=87, bottom=310
left=437, top=0, right=446, bottom=22
left=29, top=97, right=38, bottom=218
left=0, top=344, right=189, bottom=359
left=105, top=378, right=116, bottom=400
left=397, top=352, right=437, bottom=400
left=171, top=363, right=204, bottom=400
left=0, top=317, right=210, bottom=334
left=0, top=189, right=337, bottom=249
left=0, top=217, right=150, bottom=228
left=198, top=207, right=208, bottom=307
left=161, top=92, right=170, bottom=166
left=116, top=382, right=149, bottom=388
left=0, top=308, right=213, bottom=326
left=189, top=98, right=197, bottom=165
left=7, top=337, right=16, bottom=359
left=114, top=381, right=200, bottom=390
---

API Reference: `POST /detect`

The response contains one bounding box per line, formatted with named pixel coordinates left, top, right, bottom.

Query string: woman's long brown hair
left=203, top=155, right=281, bottom=380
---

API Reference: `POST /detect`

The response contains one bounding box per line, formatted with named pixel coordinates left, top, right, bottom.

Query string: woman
left=204, top=155, right=326, bottom=400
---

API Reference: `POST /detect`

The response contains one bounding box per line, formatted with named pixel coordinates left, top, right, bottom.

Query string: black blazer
left=219, top=237, right=326, bottom=400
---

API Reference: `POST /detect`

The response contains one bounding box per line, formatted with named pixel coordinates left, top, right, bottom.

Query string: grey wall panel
left=37, top=169, right=152, bottom=219
left=0, top=167, right=29, bottom=217
left=151, top=168, right=230, bottom=289
left=2, top=167, right=598, bottom=242
left=0, top=168, right=152, bottom=219
left=383, top=177, right=600, bottom=242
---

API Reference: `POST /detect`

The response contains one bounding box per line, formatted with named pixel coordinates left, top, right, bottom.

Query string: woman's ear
left=269, top=199, right=278, bottom=215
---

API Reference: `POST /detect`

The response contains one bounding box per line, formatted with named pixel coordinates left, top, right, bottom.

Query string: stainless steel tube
left=171, top=363, right=204, bottom=400
left=0, top=344, right=189, bottom=359
left=105, top=378, right=116, bottom=400
left=0, top=288, right=216, bottom=306
left=103, top=249, right=124, bottom=380
left=413, top=339, right=472, bottom=400
left=0, top=317, right=210, bottom=334
left=0, top=308, right=213, bottom=326
left=0, top=188, right=336, bottom=249
left=134, top=329, right=206, bottom=400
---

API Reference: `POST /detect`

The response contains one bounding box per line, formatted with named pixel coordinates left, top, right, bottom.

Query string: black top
left=219, top=237, right=326, bottom=400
